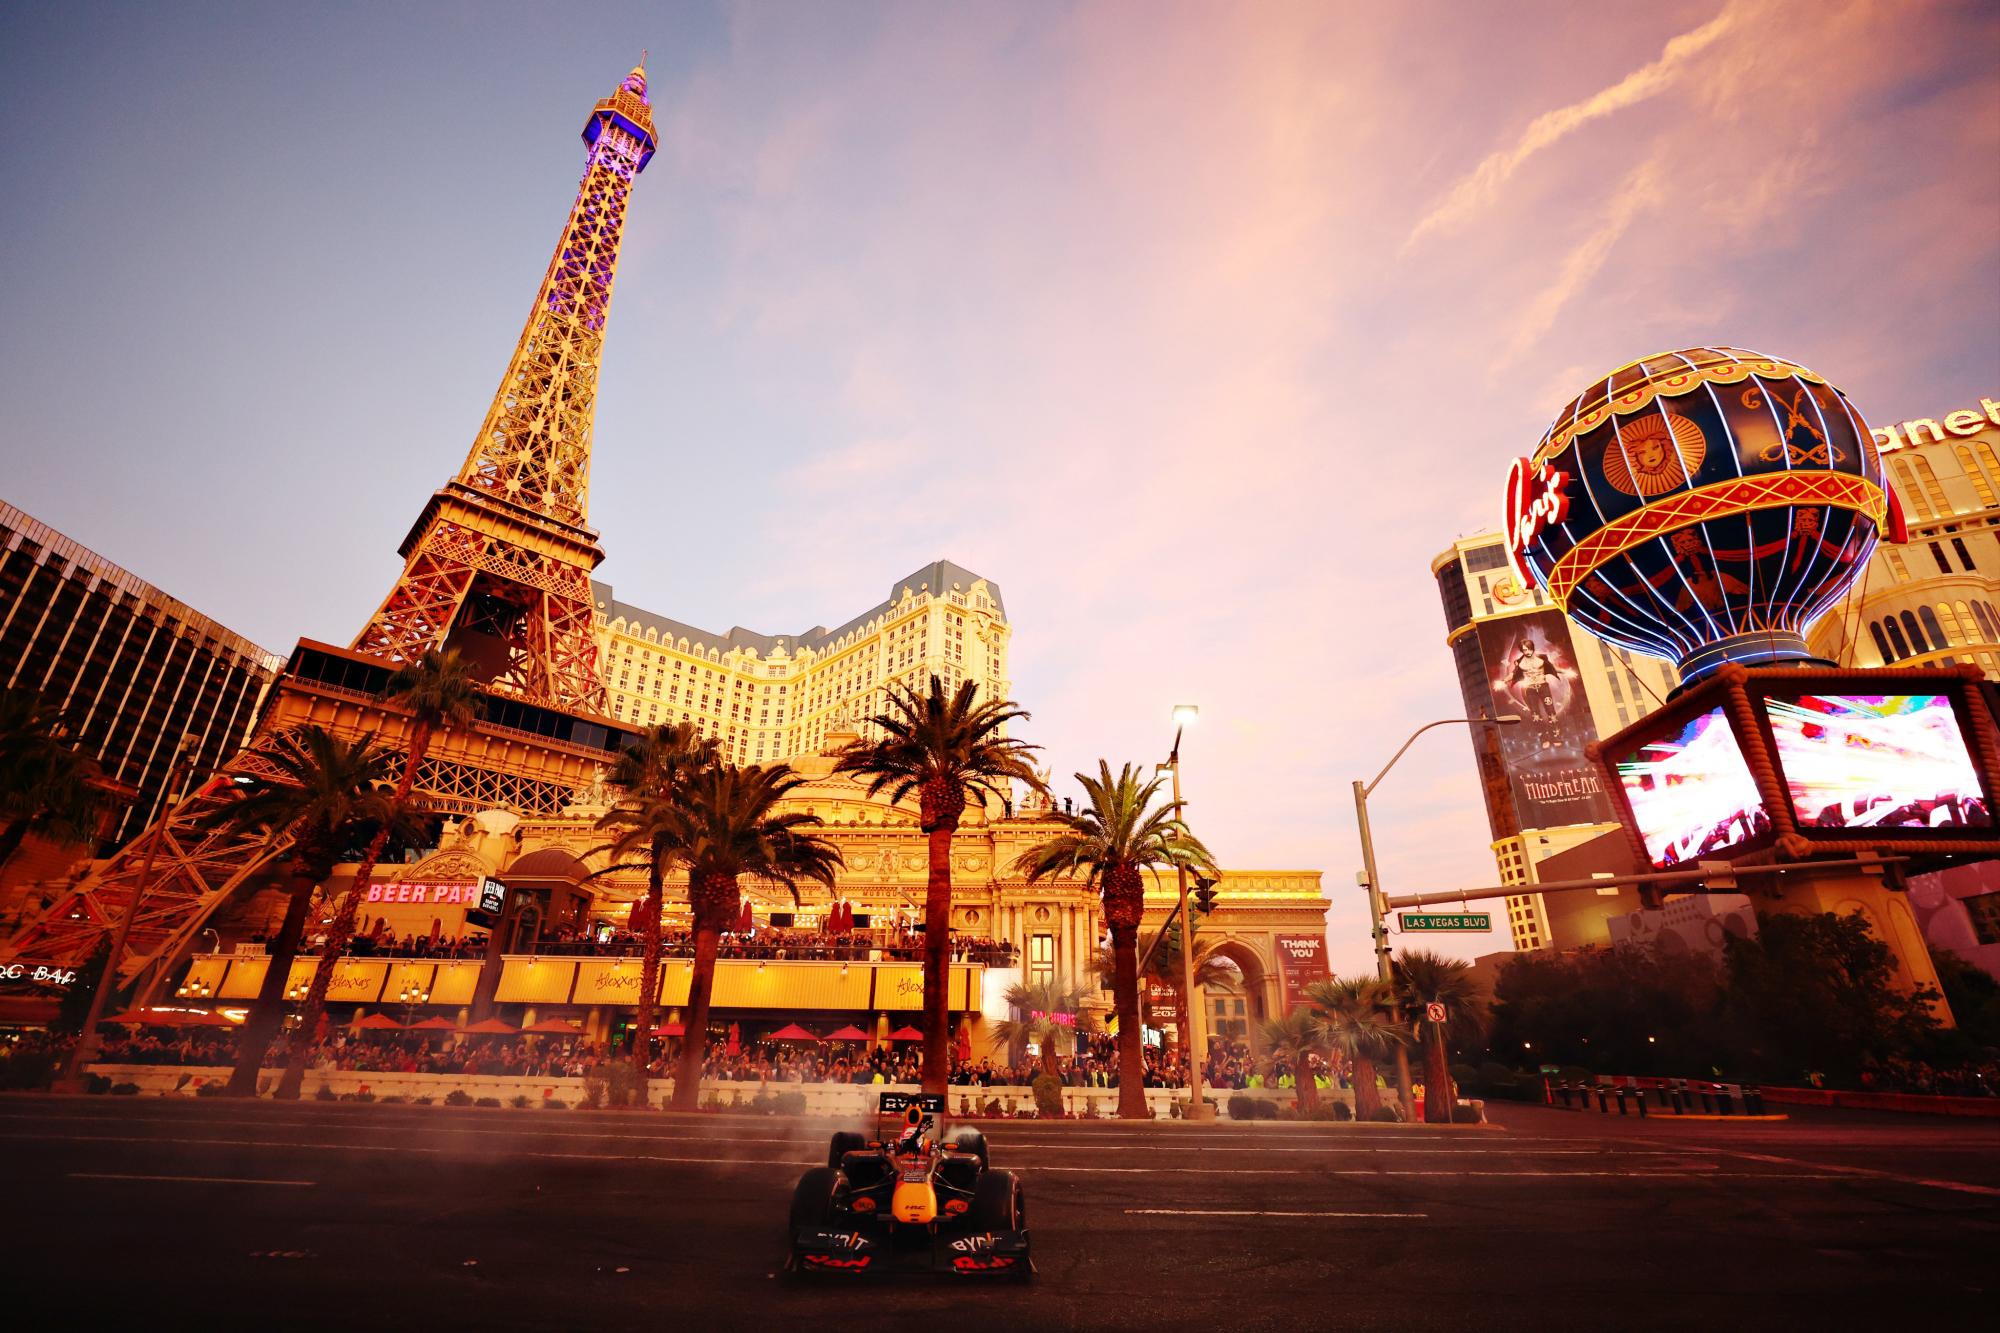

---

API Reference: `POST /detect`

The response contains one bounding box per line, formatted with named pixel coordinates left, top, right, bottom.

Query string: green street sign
left=1399, top=911, right=1492, bottom=931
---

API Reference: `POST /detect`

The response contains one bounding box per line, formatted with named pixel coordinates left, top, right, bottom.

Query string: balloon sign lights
left=1504, top=347, right=1907, bottom=685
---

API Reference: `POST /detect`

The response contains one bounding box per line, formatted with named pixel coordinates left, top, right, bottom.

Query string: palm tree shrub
left=0, top=687, right=107, bottom=872
left=1305, top=976, right=1410, bottom=1120
left=1259, top=1008, right=1326, bottom=1113
left=835, top=675, right=1044, bottom=1093
left=1396, top=949, right=1479, bottom=1121
left=1012, top=762, right=1216, bottom=1119
left=992, top=980, right=1091, bottom=1077
left=1092, top=916, right=1238, bottom=1059
left=659, top=763, right=843, bottom=1110
left=592, top=722, right=719, bottom=1106
left=278, top=649, right=483, bottom=1100
left=200, top=726, right=401, bottom=1096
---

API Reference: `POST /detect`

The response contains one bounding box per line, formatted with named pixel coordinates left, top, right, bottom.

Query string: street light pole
left=56, top=737, right=198, bottom=1092
left=1355, top=715, right=1517, bottom=1119
left=1165, top=704, right=1210, bottom=1121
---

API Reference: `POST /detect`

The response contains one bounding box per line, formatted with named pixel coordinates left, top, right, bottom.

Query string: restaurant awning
left=103, top=1008, right=236, bottom=1027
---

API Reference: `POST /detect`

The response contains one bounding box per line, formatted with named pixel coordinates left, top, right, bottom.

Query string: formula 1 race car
left=788, top=1092, right=1031, bottom=1279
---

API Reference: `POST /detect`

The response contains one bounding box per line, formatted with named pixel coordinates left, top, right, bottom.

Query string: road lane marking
left=69, top=1172, right=313, bottom=1186
left=1712, top=1148, right=2000, bottom=1199
left=1127, top=1208, right=1428, bottom=1218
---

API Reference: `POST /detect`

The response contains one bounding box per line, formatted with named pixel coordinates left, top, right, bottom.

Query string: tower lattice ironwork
left=4, top=66, right=656, bottom=987
left=351, top=65, right=657, bottom=714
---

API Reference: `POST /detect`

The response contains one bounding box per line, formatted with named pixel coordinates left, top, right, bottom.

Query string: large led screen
left=1762, top=693, right=1991, bottom=833
left=1614, top=707, right=1768, bottom=868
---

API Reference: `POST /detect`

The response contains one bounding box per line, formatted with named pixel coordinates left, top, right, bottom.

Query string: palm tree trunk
left=275, top=721, right=431, bottom=1101
left=1110, top=920, right=1147, bottom=1119
left=1295, top=1054, right=1319, bottom=1114
left=631, top=856, right=664, bottom=1108
left=674, top=904, right=725, bottom=1111
left=0, top=817, right=31, bottom=876
left=919, top=823, right=954, bottom=1095
left=225, top=858, right=316, bottom=1097
left=1424, top=1023, right=1452, bottom=1123
left=1352, top=1054, right=1381, bottom=1119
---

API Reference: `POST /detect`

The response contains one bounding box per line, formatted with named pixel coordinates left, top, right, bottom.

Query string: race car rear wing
left=878, top=1092, right=945, bottom=1115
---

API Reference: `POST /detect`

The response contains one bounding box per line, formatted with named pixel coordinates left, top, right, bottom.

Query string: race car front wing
left=791, top=1227, right=1032, bottom=1278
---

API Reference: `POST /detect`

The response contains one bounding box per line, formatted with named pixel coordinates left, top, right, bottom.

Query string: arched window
left=1892, top=460, right=1933, bottom=519
left=1911, top=456, right=1952, bottom=515
left=1885, top=617, right=1911, bottom=660
left=1920, top=605, right=1946, bottom=649
left=1900, top=610, right=1928, bottom=655
left=1937, top=603, right=1967, bottom=645
left=1975, top=601, right=2000, bottom=643
left=1868, top=621, right=1894, bottom=664
left=1978, top=443, right=2000, bottom=501
left=1956, top=446, right=1998, bottom=507
left=1959, top=601, right=1984, bottom=644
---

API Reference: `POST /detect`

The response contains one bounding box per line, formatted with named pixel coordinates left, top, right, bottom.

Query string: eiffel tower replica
left=5, top=64, right=658, bottom=991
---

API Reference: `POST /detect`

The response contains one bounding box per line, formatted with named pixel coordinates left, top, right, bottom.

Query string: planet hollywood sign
left=1873, top=395, right=2000, bottom=454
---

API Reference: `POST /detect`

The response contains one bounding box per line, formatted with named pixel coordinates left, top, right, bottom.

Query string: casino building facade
left=1432, top=534, right=1678, bottom=951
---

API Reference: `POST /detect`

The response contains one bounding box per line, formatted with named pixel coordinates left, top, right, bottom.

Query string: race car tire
left=827, top=1131, right=867, bottom=1168
left=947, top=1128, right=989, bottom=1169
left=789, top=1167, right=838, bottom=1234
left=967, top=1168, right=1024, bottom=1231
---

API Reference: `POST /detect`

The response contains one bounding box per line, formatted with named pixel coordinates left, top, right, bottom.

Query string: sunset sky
left=3, top=1, right=1996, bottom=970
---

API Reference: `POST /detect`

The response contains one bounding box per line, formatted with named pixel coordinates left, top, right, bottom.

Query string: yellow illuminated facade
left=593, top=561, right=1010, bottom=764
left=1809, top=395, right=2000, bottom=675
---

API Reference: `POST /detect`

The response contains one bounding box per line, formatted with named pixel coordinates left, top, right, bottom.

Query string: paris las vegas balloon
left=1504, top=347, right=1908, bottom=685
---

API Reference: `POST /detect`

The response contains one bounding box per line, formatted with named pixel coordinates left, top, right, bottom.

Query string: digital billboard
left=1477, top=610, right=1621, bottom=829
left=1762, top=693, right=1992, bottom=833
left=1613, top=706, right=1769, bottom=869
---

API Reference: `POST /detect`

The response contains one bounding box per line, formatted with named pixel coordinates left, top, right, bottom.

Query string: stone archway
left=1198, top=938, right=1270, bottom=1060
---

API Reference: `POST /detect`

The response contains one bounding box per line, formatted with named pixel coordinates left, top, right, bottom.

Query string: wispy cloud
left=1405, top=4, right=1737, bottom=249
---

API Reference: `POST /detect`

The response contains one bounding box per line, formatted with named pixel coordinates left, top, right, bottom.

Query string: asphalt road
left=1, top=1095, right=1994, bottom=1330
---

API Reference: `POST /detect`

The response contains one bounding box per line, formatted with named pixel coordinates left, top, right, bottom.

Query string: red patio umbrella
left=523, top=1018, right=581, bottom=1034
left=766, top=1023, right=820, bottom=1042
left=650, top=1022, right=685, bottom=1037
left=736, top=900, right=754, bottom=933
left=886, top=1026, right=924, bottom=1042
left=354, top=1014, right=406, bottom=1031
left=409, top=1017, right=457, bottom=1032
left=823, top=1025, right=869, bottom=1041
left=459, top=1017, right=519, bottom=1034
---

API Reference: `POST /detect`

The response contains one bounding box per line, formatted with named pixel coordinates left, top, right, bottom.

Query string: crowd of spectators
left=468, top=925, right=1017, bottom=966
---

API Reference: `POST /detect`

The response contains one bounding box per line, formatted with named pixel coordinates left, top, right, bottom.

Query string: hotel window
left=1868, top=622, right=1893, bottom=663
left=1967, top=892, right=2000, bottom=946
left=1885, top=549, right=1911, bottom=583
left=1029, top=934, right=1055, bottom=986
left=1893, top=461, right=1934, bottom=519
left=1883, top=618, right=1911, bottom=660
left=1931, top=542, right=1954, bottom=575
left=1920, top=605, right=1947, bottom=649
left=1956, top=446, right=1999, bottom=508
left=1953, top=537, right=1977, bottom=572
left=1901, top=611, right=1930, bottom=655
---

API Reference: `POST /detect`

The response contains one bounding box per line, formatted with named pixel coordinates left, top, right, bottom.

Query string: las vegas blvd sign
left=1399, top=912, right=1492, bottom=931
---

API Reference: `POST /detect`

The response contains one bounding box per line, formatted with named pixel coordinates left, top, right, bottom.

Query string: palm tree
left=834, top=675, right=1044, bottom=1094
left=0, top=687, right=106, bottom=874
left=992, top=979, right=1090, bottom=1078
left=1397, top=949, right=1479, bottom=1122
left=1304, top=977, right=1409, bottom=1120
left=277, top=649, right=483, bottom=1099
left=1012, top=762, right=1215, bottom=1119
left=1259, top=1009, right=1325, bottom=1113
left=592, top=722, right=719, bottom=1107
left=659, top=763, right=843, bottom=1110
left=200, top=727, right=401, bottom=1097
left=1091, top=915, right=1238, bottom=1062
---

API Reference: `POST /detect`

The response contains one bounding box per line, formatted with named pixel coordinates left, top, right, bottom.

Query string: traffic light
left=1191, top=876, right=1218, bottom=914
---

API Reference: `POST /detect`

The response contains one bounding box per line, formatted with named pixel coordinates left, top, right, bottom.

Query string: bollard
left=1614, top=1088, right=1628, bottom=1116
left=1745, top=1086, right=1763, bottom=1115
left=1634, top=1088, right=1647, bottom=1118
left=1596, top=1088, right=1608, bottom=1113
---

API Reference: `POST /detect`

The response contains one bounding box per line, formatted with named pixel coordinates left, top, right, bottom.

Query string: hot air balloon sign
left=1504, top=347, right=1908, bottom=686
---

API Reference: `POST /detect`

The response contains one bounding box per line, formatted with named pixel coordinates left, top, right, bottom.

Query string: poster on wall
left=1477, top=611, right=1620, bottom=829
left=1274, top=934, right=1330, bottom=1011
